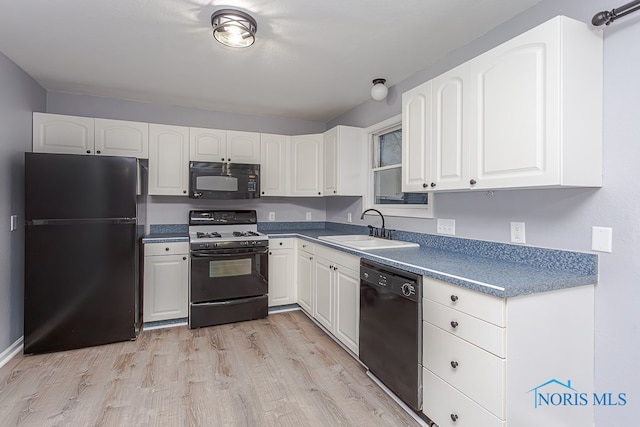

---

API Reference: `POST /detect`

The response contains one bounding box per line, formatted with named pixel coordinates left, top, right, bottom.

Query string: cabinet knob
left=309, top=256, right=313, bottom=260
left=165, top=247, right=170, bottom=251
left=451, top=361, right=459, bottom=369
left=227, top=158, right=231, bottom=162
left=450, top=295, right=458, bottom=302
left=96, top=150, right=101, bottom=154
left=86, top=150, right=91, bottom=154
left=262, top=191, right=265, bottom=195
left=470, top=179, right=477, bottom=185
left=333, top=190, right=337, bottom=194
left=221, top=158, right=225, bottom=161
left=279, top=242, right=283, bottom=246
left=318, top=192, right=321, bottom=195
left=183, top=190, right=187, bottom=194
left=430, top=182, right=436, bottom=188
left=450, top=413, right=459, bottom=422
left=182, top=256, right=187, bottom=260
left=269, top=251, right=272, bottom=255
left=450, top=321, right=459, bottom=329
left=422, top=183, right=428, bottom=188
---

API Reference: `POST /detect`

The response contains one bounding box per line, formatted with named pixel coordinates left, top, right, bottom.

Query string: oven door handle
left=190, top=249, right=268, bottom=258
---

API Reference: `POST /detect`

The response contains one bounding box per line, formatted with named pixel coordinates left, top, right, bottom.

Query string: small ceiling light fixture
left=211, top=9, right=257, bottom=48
left=371, top=78, right=388, bottom=101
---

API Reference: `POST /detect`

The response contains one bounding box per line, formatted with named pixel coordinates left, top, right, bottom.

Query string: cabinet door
left=33, top=113, right=95, bottom=155
left=260, top=133, right=288, bottom=196
left=313, top=256, right=333, bottom=331
left=431, top=64, right=469, bottom=191
left=468, top=20, right=560, bottom=189
left=402, top=82, right=432, bottom=192
left=143, top=254, right=189, bottom=322
left=227, top=130, right=261, bottom=163
left=268, top=247, right=295, bottom=306
left=297, top=251, right=314, bottom=314
left=95, top=118, right=149, bottom=158
left=334, top=264, right=360, bottom=355
left=189, top=127, right=227, bottom=161
left=323, top=127, right=338, bottom=195
left=148, top=124, right=190, bottom=196
left=291, top=134, right=323, bottom=196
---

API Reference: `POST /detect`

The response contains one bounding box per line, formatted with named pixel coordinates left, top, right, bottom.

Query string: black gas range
left=188, top=210, right=268, bottom=329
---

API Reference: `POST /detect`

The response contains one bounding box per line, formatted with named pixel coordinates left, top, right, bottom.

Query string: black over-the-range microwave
left=189, top=162, right=260, bottom=199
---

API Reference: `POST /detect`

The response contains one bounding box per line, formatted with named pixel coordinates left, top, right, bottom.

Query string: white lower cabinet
left=268, top=238, right=296, bottom=307
left=296, top=240, right=315, bottom=314
left=422, top=277, right=595, bottom=427
left=312, top=244, right=360, bottom=355
left=143, top=242, right=189, bottom=323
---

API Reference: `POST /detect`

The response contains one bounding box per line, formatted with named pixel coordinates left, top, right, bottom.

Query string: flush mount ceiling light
left=211, top=9, right=257, bottom=48
left=371, top=78, right=388, bottom=101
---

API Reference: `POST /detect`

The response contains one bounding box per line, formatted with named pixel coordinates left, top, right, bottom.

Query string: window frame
left=363, top=114, right=434, bottom=219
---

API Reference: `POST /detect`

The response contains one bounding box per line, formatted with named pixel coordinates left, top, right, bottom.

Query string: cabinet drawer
left=297, top=239, right=315, bottom=254
left=315, top=244, right=359, bottom=271
left=269, top=238, right=294, bottom=250
left=423, top=368, right=505, bottom=427
left=423, top=321, right=505, bottom=418
left=423, top=298, right=505, bottom=358
left=145, top=242, right=189, bottom=256
left=423, top=277, right=505, bottom=326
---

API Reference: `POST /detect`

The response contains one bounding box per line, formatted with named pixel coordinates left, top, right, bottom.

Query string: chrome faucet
left=361, top=209, right=389, bottom=238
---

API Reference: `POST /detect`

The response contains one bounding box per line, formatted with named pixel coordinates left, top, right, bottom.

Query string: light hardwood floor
left=0, top=310, right=420, bottom=426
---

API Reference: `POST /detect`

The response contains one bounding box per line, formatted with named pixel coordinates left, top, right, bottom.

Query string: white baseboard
left=0, top=336, right=23, bottom=369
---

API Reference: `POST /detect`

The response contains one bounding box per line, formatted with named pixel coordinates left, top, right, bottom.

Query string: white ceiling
left=0, top=0, right=541, bottom=122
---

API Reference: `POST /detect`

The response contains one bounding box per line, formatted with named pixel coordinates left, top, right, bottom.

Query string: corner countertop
left=266, top=228, right=597, bottom=299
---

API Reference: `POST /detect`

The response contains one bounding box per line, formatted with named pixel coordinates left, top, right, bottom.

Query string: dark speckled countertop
left=266, top=227, right=597, bottom=299
left=142, top=222, right=597, bottom=298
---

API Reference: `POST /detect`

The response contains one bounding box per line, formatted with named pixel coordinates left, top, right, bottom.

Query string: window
left=365, top=115, right=433, bottom=218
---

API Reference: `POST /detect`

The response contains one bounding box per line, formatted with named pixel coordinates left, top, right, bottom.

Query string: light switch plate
left=592, top=226, right=613, bottom=253
left=437, top=219, right=455, bottom=235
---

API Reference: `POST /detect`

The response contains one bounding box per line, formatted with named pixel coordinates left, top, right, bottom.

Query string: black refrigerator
left=24, top=152, right=140, bottom=354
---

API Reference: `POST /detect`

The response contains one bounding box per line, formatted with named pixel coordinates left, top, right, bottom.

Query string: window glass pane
left=378, top=129, right=402, bottom=167
left=374, top=167, right=428, bottom=205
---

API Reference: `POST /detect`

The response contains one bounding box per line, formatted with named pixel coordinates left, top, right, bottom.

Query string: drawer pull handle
left=450, top=413, right=459, bottom=422
left=450, top=321, right=459, bottom=329
left=165, top=247, right=170, bottom=251
left=279, top=242, right=283, bottom=246
left=450, top=295, right=458, bottom=302
left=182, top=256, right=187, bottom=261
left=450, top=361, right=459, bottom=369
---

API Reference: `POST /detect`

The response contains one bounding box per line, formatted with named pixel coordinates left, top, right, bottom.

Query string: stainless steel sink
left=318, top=235, right=419, bottom=250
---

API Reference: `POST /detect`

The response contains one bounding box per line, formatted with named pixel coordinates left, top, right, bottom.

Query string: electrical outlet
left=437, top=219, right=455, bottom=235
left=510, top=222, right=526, bottom=244
left=347, top=213, right=352, bottom=223
left=268, top=212, right=275, bottom=221
left=306, top=212, right=312, bottom=221
left=592, top=226, right=612, bottom=253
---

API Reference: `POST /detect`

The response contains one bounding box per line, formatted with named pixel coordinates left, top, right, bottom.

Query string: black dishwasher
left=359, top=259, right=423, bottom=412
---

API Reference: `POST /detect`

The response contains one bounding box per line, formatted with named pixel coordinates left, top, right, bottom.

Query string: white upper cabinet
left=431, top=63, right=470, bottom=191
left=260, top=133, right=289, bottom=197
left=323, top=125, right=365, bottom=196
left=468, top=16, right=602, bottom=190
left=189, top=127, right=227, bottom=162
left=189, top=128, right=260, bottom=163
left=33, top=113, right=95, bottom=155
left=94, top=118, right=149, bottom=158
left=290, top=133, right=323, bottom=196
left=402, top=82, right=432, bottom=192
left=148, top=124, right=190, bottom=196
left=227, top=130, right=261, bottom=163
left=402, top=15, right=603, bottom=192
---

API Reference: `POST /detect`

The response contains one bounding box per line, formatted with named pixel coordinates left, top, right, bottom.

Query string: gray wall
left=47, top=91, right=326, bottom=135
left=0, top=52, right=46, bottom=353
left=328, top=0, right=640, bottom=424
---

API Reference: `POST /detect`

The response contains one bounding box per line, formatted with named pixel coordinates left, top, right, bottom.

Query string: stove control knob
left=244, top=241, right=249, bottom=246
left=251, top=241, right=257, bottom=245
